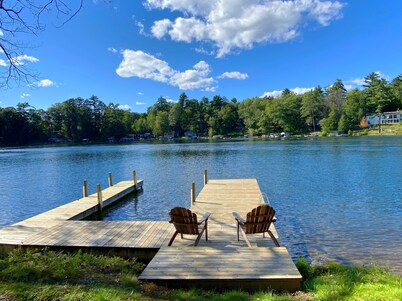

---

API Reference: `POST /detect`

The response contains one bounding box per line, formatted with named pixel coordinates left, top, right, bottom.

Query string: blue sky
left=1, top=0, right=402, bottom=113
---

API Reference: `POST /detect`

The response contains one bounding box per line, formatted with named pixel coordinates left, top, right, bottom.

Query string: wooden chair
left=168, top=207, right=211, bottom=246
left=232, top=204, right=280, bottom=247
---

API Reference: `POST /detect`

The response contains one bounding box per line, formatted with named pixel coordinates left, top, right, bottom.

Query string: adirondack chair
left=168, top=207, right=211, bottom=246
left=232, top=204, right=280, bottom=247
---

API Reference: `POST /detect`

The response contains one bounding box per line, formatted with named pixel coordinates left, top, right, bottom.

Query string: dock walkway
left=139, top=179, right=302, bottom=291
left=0, top=180, right=143, bottom=248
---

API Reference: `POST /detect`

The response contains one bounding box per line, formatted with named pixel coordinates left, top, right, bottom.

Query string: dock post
left=83, top=180, right=88, bottom=197
left=204, top=169, right=208, bottom=186
left=108, top=172, right=113, bottom=187
left=96, top=184, right=103, bottom=211
left=133, top=170, right=137, bottom=190
left=191, top=182, right=196, bottom=203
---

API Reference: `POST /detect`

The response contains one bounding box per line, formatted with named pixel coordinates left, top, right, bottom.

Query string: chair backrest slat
left=245, top=205, right=275, bottom=234
left=169, top=207, right=199, bottom=235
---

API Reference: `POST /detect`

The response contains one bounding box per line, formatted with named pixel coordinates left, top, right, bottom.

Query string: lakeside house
left=366, top=110, right=401, bottom=125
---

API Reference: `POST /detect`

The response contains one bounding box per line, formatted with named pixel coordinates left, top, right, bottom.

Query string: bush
left=296, top=257, right=314, bottom=279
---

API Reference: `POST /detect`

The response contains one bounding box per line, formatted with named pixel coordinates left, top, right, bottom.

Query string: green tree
left=338, top=89, right=366, bottom=132
left=169, top=93, right=188, bottom=137
left=320, top=79, right=347, bottom=132
left=152, top=111, right=170, bottom=136
left=266, top=92, right=305, bottom=133
left=389, top=74, right=402, bottom=110
left=0, top=107, right=30, bottom=145
left=132, top=114, right=149, bottom=134
left=102, top=103, right=132, bottom=139
left=218, top=102, right=239, bottom=134
left=364, top=72, right=392, bottom=132
left=301, top=86, right=324, bottom=132
left=239, top=97, right=267, bottom=134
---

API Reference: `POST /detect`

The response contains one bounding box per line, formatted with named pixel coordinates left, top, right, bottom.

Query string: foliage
left=301, top=87, right=324, bottom=132
left=1, top=72, right=402, bottom=146
left=296, top=257, right=314, bottom=279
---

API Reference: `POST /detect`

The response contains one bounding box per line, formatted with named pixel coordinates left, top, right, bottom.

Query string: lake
left=0, top=136, right=401, bottom=273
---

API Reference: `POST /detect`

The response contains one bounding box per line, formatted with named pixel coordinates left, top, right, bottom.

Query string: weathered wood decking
left=0, top=177, right=302, bottom=291
left=0, top=180, right=143, bottom=248
left=139, top=179, right=302, bottom=291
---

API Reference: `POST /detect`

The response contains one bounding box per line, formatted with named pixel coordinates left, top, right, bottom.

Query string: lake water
left=0, top=136, right=401, bottom=273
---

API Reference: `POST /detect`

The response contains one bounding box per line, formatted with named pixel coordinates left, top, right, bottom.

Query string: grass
left=366, top=123, right=402, bottom=136
left=0, top=249, right=400, bottom=300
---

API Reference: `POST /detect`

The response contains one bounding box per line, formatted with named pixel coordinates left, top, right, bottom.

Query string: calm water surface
left=0, top=136, right=401, bottom=273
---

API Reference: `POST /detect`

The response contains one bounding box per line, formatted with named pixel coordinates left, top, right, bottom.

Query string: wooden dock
left=0, top=176, right=302, bottom=291
left=139, top=179, right=302, bottom=291
left=0, top=179, right=143, bottom=249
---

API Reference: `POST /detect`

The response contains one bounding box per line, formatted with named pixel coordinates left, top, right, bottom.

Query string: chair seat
left=233, top=204, right=280, bottom=247
left=168, top=207, right=211, bottom=246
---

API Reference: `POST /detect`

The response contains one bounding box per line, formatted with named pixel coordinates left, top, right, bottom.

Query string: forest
left=1, top=72, right=401, bottom=146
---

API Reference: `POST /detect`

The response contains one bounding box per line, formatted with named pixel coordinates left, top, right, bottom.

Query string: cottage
left=366, top=111, right=401, bottom=125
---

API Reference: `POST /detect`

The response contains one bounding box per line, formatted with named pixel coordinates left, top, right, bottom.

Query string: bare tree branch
left=0, top=0, right=84, bottom=88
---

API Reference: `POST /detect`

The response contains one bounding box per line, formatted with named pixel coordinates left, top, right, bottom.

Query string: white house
left=366, top=111, right=401, bottom=125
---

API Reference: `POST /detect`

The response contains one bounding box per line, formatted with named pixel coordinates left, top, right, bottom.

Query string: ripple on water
left=0, top=137, right=401, bottom=273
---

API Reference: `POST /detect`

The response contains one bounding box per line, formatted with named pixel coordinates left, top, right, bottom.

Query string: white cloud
left=262, top=90, right=283, bottom=98
left=204, top=86, right=217, bottom=92
left=38, top=79, right=55, bottom=87
left=135, top=21, right=150, bottom=36
left=116, top=49, right=215, bottom=90
left=107, top=47, right=118, bottom=53
left=136, top=101, right=146, bottom=105
left=118, top=104, right=132, bottom=110
left=347, top=71, right=388, bottom=88
left=144, top=0, right=345, bottom=57
left=20, top=93, right=31, bottom=99
left=0, top=59, right=6, bottom=67
left=151, top=19, right=173, bottom=39
left=218, top=71, right=248, bottom=80
left=261, top=87, right=314, bottom=98
left=374, top=70, right=389, bottom=80
left=291, top=87, right=314, bottom=94
left=349, top=77, right=365, bottom=86
left=137, top=92, right=144, bottom=95
left=344, top=84, right=354, bottom=91
left=12, top=55, right=39, bottom=65
left=194, top=47, right=214, bottom=55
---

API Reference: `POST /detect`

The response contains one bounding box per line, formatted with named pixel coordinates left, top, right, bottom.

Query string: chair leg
left=239, top=227, right=252, bottom=247
left=205, top=220, right=208, bottom=241
left=268, top=230, right=280, bottom=247
left=194, top=226, right=206, bottom=246
left=181, top=233, right=184, bottom=239
left=168, top=231, right=179, bottom=246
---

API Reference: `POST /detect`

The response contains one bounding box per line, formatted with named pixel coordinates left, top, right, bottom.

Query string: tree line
left=1, top=72, right=401, bottom=146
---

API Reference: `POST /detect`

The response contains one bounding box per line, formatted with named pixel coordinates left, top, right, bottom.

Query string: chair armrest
left=198, top=212, right=211, bottom=224
left=232, top=212, right=245, bottom=224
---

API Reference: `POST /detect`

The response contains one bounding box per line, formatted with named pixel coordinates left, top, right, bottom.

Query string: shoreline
left=1, top=128, right=402, bottom=149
